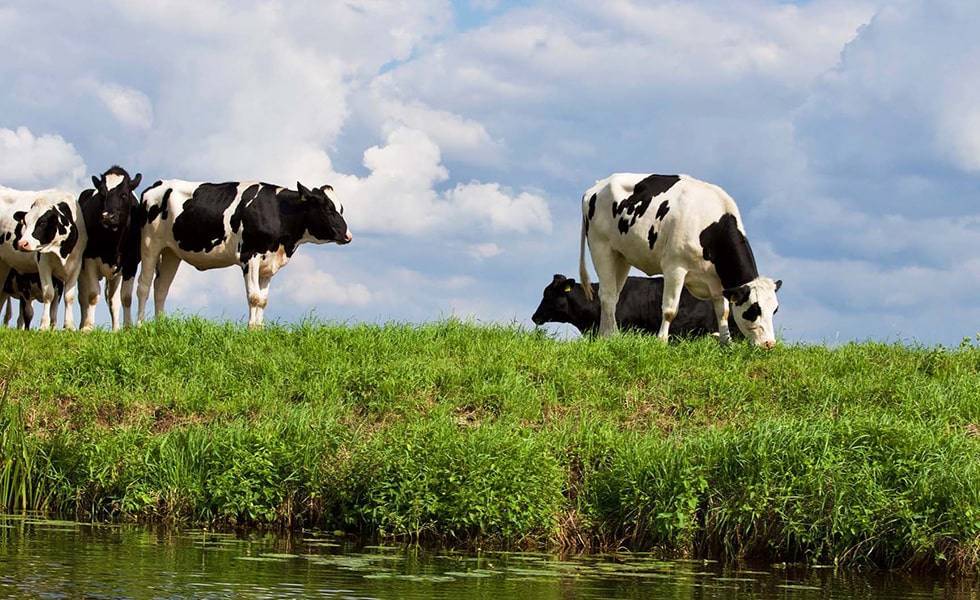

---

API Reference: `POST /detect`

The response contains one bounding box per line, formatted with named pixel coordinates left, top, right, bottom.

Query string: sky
left=0, top=0, right=977, bottom=344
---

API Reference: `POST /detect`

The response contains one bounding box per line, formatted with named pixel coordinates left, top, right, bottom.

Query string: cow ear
left=296, top=182, right=310, bottom=196
left=131, top=173, right=142, bottom=189
left=723, top=285, right=751, bottom=305
left=774, top=279, right=783, bottom=292
left=551, top=273, right=565, bottom=283
left=12, top=211, right=25, bottom=223
left=92, top=176, right=102, bottom=191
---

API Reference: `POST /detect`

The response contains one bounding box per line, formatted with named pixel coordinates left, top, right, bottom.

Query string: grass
left=0, top=318, right=978, bottom=572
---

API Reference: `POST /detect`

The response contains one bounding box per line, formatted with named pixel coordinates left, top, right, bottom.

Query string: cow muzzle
left=101, top=212, right=120, bottom=230
left=16, top=240, right=32, bottom=252
left=339, top=231, right=353, bottom=245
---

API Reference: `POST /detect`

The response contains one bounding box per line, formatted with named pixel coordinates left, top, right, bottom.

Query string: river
left=0, top=515, right=975, bottom=599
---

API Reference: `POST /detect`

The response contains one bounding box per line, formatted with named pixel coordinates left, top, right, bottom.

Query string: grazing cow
left=579, top=173, right=781, bottom=348
left=0, top=186, right=86, bottom=329
left=137, top=180, right=352, bottom=328
left=2, top=271, right=63, bottom=329
left=77, top=166, right=143, bottom=331
left=532, top=274, right=742, bottom=339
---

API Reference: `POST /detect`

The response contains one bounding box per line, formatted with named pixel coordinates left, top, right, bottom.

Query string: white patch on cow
left=104, top=173, right=124, bottom=191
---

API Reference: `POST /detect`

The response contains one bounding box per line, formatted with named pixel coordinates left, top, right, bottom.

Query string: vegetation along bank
left=1, top=319, right=978, bottom=573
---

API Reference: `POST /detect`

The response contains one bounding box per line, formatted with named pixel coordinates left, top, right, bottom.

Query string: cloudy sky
left=1, top=0, right=977, bottom=344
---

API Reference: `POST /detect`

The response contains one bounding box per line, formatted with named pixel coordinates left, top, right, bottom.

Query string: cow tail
left=579, top=214, right=593, bottom=301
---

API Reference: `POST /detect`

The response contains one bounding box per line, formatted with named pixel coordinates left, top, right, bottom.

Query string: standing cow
left=0, top=186, right=86, bottom=330
left=137, top=180, right=352, bottom=328
left=78, top=166, right=143, bottom=331
left=532, top=273, right=742, bottom=339
left=579, top=173, right=781, bottom=348
left=2, top=271, right=63, bottom=329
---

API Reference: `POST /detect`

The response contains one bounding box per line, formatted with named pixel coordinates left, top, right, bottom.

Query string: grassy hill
left=1, top=319, right=978, bottom=572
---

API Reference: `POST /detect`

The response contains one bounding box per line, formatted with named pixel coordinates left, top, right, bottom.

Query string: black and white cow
left=2, top=271, right=63, bottom=329
left=0, top=186, right=86, bottom=329
left=579, top=173, right=781, bottom=348
left=137, top=180, right=352, bottom=328
left=532, top=273, right=742, bottom=339
left=78, top=166, right=142, bottom=331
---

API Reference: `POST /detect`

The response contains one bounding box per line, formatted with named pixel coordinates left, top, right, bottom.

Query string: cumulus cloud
left=276, top=255, right=373, bottom=307
left=332, top=127, right=551, bottom=236
left=93, top=83, right=154, bottom=130
left=0, top=126, right=86, bottom=190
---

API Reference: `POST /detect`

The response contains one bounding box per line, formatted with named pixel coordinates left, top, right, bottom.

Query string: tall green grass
left=0, top=319, right=978, bottom=571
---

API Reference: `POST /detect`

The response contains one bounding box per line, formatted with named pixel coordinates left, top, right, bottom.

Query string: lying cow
left=137, top=180, right=352, bottom=328
left=0, top=185, right=86, bottom=329
left=532, top=273, right=741, bottom=339
left=78, top=166, right=142, bottom=331
left=2, top=271, right=63, bottom=329
left=579, top=173, right=781, bottom=347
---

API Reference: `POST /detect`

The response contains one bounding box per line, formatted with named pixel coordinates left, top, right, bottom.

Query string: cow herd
left=1, top=168, right=780, bottom=347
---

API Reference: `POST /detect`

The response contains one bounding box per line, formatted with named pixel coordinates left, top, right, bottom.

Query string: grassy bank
left=1, top=319, right=978, bottom=572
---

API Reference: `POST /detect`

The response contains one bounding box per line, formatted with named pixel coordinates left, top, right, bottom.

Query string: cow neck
left=275, top=190, right=314, bottom=254
left=699, top=213, right=759, bottom=290
left=571, top=285, right=601, bottom=333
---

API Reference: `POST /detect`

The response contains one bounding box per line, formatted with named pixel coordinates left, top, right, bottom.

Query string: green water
left=0, top=515, right=975, bottom=599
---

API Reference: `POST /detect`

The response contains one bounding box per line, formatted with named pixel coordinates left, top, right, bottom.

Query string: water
left=0, top=515, right=975, bottom=599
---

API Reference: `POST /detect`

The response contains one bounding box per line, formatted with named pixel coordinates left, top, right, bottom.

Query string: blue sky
left=1, top=0, right=977, bottom=344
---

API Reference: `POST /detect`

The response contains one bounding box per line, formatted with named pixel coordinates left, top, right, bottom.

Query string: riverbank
left=1, top=319, right=978, bottom=573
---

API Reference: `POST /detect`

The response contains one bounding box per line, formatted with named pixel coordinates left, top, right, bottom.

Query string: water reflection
left=0, top=514, right=974, bottom=599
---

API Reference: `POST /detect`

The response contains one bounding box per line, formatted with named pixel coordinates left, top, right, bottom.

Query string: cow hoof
left=81, top=325, right=95, bottom=333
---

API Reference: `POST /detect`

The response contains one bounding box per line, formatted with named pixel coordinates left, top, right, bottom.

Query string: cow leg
left=106, top=275, right=123, bottom=332
left=136, top=246, right=161, bottom=325
left=712, top=296, right=731, bottom=345
left=255, top=273, right=273, bottom=326
left=2, top=297, right=10, bottom=328
left=20, top=300, right=33, bottom=330
left=62, top=266, right=81, bottom=331
left=590, top=248, right=630, bottom=337
left=121, top=276, right=135, bottom=328
left=79, top=263, right=100, bottom=332
left=152, top=249, right=181, bottom=318
left=37, top=259, right=56, bottom=331
left=242, top=257, right=263, bottom=329
left=657, top=267, right=688, bottom=342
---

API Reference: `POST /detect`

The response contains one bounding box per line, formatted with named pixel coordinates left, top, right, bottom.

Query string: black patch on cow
left=79, top=180, right=139, bottom=273
left=172, top=182, right=240, bottom=253
left=30, top=206, right=62, bottom=246
left=143, top=183, right=171, bottom=224
left=655, top=200, right=670, bottom=220
left=532, top=275, right=742, bottom=339
left=583, top=216, right=589, bottom=237
left=57, top=203, right=78, bottom=259
left=587, top=194, right=596, bottom=220
left=742, top=302, right=762, bottom=322
left=647, top=226, right=658, bottom=250
left=613, top=174, right=679, bottom=234
left=724, top=284, right=751, bottom=306
left=698, top=213, right=759, bottom=290
left=232, top=184, right=261, bottom=233
left=611, top=201, right=617, bottom=217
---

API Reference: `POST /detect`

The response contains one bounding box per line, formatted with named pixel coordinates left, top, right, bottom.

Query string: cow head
left=297, top=182, right=352, bottom=245
left=14, top=196, right=77, bottom=255
left=722, top=277, right=782, bottom=349
left=92, top=166, right=142, bottom=231
left=532, top=274, right=588, bottom=326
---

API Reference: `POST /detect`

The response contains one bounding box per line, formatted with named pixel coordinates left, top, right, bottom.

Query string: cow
left=532, top=273, right=742, bottom=339
left=77, top=166, right=143, bottom=331
left=579, top=173, right=781, bottom=348
left=136, top=180, right=352, bottom=328
left=0, top=186, right=86, bottom=330
left=2, top=271, right=63, bottom=329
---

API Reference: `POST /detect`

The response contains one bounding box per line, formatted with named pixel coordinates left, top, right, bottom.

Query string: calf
left=580, top=173, right=781, bottom=347
left=137, top=180, right=352, bottom=328
left=77, top=166, right=143, bottom=331
left=2, top=271, right=63, bottom=329
left=0, top=186, right=85, bottom=329
left=532, top=273, right=741, bottom=339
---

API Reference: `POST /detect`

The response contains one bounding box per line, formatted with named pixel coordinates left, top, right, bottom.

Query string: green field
left=1, top=319, right=978, bottom=572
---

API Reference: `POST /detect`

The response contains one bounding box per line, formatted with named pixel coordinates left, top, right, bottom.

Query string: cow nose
left=344, top=231, right=353, bottom=243
left=17, top=240, right=29, bottom=251
left=763, top=340, right=776, bottom=350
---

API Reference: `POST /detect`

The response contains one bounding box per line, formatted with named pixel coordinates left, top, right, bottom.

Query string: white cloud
left=276, top=255, right=373, bottom=307
left=0, top=126, right=86, bottom=190
left=467, top=242, right=503, bottom=259
left=332, top=127, right=551, bottom=236
left=93, top=83, right=154, bottom=130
